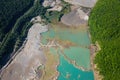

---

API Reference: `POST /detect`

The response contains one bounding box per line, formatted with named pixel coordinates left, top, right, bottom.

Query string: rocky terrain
left=0, top=16, right=48, bottom=80
left=61, top=8, right=89, bottom=27
left=61, top=0, right=97, bottom=27
left=43, top=0, right=62, bottom=11
left=64, top=0, right=97, bottom=8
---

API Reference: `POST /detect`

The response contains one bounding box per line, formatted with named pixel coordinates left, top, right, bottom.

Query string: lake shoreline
left=90, top=41, right=103, bottom=80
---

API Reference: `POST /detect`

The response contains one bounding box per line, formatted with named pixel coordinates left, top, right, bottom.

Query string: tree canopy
left=89, top=0, right=120, bottom=80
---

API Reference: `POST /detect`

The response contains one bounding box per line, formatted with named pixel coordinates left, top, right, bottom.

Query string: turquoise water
left=63, top=47, right=90, bottom=69
left=49, top=47, right=90, bottom=69
left=57, top=55, right=94, bottom=80
left=41, top=25, right=94, bottom=80
left=41, top=26, right=90, bottom=47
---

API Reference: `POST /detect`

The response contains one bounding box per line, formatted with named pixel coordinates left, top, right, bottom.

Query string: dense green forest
left=0, top=0, right=34, bottom=42
left=0, top=0, right=70, bottom=68
left=89, top=0, right=120, bottom=80
left=0, top=0, right=34, bottom=67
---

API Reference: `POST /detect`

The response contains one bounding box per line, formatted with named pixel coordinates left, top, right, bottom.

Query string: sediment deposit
left=64, top=0, right=97, bottom=8
left=0, top=17, right=48, bottom=80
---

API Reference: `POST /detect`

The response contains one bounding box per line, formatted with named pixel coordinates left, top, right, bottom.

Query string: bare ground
left=0, top=23, right=48, bottom=80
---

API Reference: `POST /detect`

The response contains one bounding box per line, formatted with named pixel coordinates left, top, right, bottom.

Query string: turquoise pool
left=41, top=24, right=94, bottom=80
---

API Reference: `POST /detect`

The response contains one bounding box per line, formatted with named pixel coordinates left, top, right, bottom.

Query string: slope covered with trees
left=0, top=0, right=34, bottom=42
left=0, top=0, right=35, bottom=68
left=89, top=0, right=120, bottom=80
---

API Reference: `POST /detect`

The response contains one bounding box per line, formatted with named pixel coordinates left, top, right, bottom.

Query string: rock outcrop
left=43, top=0, right=62, bottom=11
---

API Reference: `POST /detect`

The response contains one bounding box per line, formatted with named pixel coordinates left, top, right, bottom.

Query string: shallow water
left=63, top=47, right=90, bottom=69
left=41, top=25, right=90, bottom=47
left=57, top=55, right=94, bottom=80
left=41, top=24, right=94, bottom=80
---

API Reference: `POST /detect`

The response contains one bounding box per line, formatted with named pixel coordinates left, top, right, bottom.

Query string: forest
left=89, top=0, right=120, bottom=80
left=0, top=0, right=34, bottom=68
left=0, top=0, right=34, bottom=42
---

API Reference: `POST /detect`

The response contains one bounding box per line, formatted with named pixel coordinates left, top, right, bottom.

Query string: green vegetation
left=0, top=0, right=34, bottom=42
left=44, top=1, right=71, bottom=23
left=0, top=0, right=34, bottom=67
left=89, top=0, right=120, bottom=80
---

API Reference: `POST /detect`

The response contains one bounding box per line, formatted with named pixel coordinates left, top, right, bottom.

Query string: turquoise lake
left=57, top=55, right=94, bottom=80
left=41, top=25, right=90, bottom=47
left=41, top=24, right=94, bottom=80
